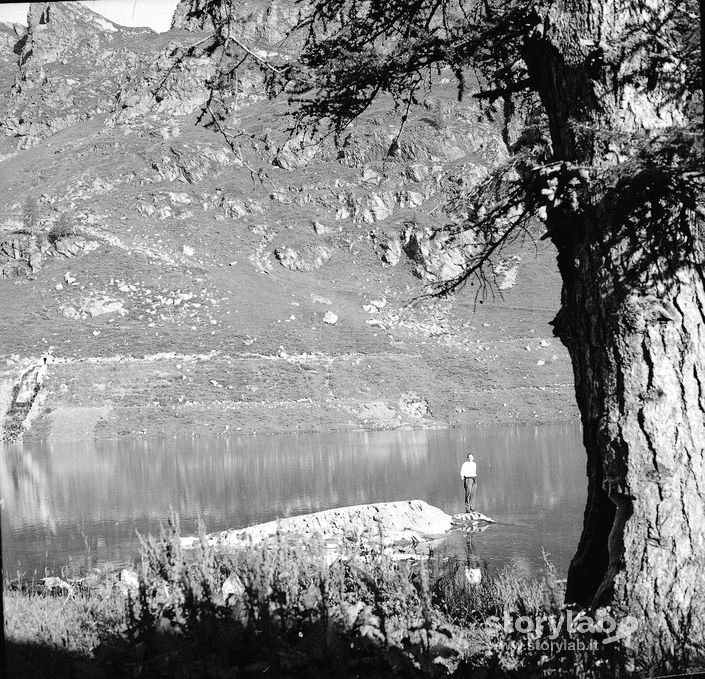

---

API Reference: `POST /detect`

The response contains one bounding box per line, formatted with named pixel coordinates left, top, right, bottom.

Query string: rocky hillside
left=0, top=1, right=578, bottom=442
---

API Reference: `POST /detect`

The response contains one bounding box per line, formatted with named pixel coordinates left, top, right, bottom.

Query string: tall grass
left=5, top=514, right=636, bottom=678
left=105, top=513, right=450, bottom=677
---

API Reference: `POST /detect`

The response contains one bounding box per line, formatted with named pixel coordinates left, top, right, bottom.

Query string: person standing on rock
left=460, top=453, right=477, bottom=513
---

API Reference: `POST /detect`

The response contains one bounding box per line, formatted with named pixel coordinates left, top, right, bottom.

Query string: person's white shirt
left=460, top=460, right=477, bottom=478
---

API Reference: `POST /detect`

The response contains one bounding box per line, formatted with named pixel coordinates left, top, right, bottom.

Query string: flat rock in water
left=451, top=511, right=495, bottom=526
left=182, top=499, right=453, bottom=552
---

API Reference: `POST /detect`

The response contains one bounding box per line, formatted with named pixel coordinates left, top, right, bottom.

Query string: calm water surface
left=1, top=425, right=586, bottom=577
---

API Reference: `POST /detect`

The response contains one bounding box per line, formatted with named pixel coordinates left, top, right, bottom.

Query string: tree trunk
left=552, top=198, right=705, bottom=660
left=522, top=0, right=705, bottom=661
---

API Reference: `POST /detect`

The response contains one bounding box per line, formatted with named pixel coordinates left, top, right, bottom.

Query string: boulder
left=361, top=168, right=382, bottom=185
left=41, top=576, right=74, bottom=595
left=274, top=133, right=320, bottom=170
left=401, top=224, right=479, bottom=282
left=405, top=164, right=429, bottom=182
left=312, top=220, right=332, bottom=235
left=399, top=392, right=431, bottom=419
left=464, top=567, right=483, bottom=585
left=53, top=237, right=99, bottom=258
left=359, top=192, right=395, bottom=223
left=450, top=512, right=495, bottom=527
left=61, top=306, right=80, bottom=320
left=1, top=262, right=30, bottom=279
left=119, top=568, right=140, bottom=590
left=274, top=245, right=331, bottom=272
left=222, top=573, right=246, bottom=600
left=79, top=296, right=127, bottom=318
left=376, top=235, right=402, bottom=266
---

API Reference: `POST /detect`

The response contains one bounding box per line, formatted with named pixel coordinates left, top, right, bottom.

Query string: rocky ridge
left=0, top=1, right=577, bottom=442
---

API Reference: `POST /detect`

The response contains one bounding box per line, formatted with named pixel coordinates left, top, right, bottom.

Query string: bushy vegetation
left=5, top=515, right=634, bottom=678
left=47, top=213, right=75, bottom=244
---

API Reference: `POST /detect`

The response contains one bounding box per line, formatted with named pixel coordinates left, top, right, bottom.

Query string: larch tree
left=194, top=0, right=705, bottom=663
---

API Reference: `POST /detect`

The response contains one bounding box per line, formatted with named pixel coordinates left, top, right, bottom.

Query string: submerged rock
left=450, top=511, right=495, bottom=527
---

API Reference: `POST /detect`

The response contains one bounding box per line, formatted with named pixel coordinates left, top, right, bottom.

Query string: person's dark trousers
left=464, top=476, right=476, bottom=512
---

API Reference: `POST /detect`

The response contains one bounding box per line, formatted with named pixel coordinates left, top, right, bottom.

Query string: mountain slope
left=0, top=1, right=578, bottom=441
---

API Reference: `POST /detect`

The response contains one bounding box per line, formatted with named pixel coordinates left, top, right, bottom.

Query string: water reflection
left=1, top=425, right=585, bottom=577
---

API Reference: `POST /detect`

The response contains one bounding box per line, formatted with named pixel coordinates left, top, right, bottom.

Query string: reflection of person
left=460, top=453, right=477, bottom=512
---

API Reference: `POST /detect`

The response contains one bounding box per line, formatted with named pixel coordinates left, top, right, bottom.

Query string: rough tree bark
left=523, top=0, right=705, bottom=660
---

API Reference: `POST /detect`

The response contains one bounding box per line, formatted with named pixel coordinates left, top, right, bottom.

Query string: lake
left=0, top=424, right=586, bottom=579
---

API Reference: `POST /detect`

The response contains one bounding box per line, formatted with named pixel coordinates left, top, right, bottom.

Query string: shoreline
left=2, top=353, right=579, bottom=443
left=13, top=410, right=581, bottom=443
left=9, top=413, right=581, bottom=444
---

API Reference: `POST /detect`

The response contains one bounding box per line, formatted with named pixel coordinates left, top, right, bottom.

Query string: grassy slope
left=0, top=9, right=578, bottom=441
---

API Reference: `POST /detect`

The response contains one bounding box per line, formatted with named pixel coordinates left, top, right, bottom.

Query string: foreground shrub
left=95, top=514, right=466, bottom=677
left=6, top=515, right=647, bottom=678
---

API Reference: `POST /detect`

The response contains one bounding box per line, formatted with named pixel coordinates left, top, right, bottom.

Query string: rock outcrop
left=0, top=233, right=100, bottom=279
left=0, top=233, right=43, bottom=278
left=110, top=41, right=220, bottom=125
left=171, top=0, right=306, bottom=47
left=22, top=2, right=140, bottom=67
left=399, top=392, right=431, bottom=418
left=2, top=2, right=154, bottom=148
left=274, top=133, right=321, bottom=170
left=51, top=236, right=100, bottom=259
left=372, top=233, right=403, bottom=266
left=274, top=244, right=331, bottom=271
left=402, top=223, right=481, bottom=281
left=183, top=500, right=455, bottom=550
left=0, top=357, right=48, bottom=442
